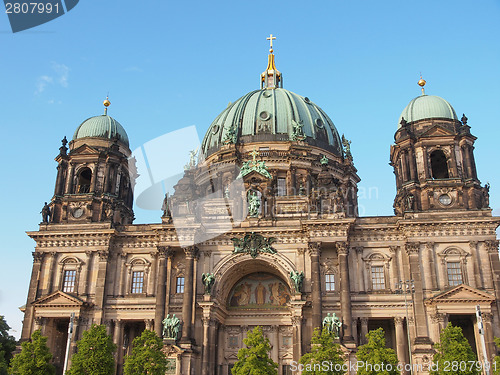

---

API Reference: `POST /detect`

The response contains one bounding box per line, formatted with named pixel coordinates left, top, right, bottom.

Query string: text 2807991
left=5, top=2, right=61, bottom=14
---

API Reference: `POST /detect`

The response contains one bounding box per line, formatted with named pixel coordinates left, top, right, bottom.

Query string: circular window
left=438, top=194, right=452, bottom=206
left=259, top=111, right=271, bottom=121
left=72, top=207, right=84, bottom=218
left=262, top=91, right=272, bottom=98
left=304, top=97, right=311, bottom=104
left=212, top=124, right=219, bottom=134
left=315, top=118, right=324, bottom=128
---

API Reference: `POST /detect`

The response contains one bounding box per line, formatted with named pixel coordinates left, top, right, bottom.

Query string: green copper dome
left=202, top=88, right=342, bottom=157
left=73, top=115, right=129, bottom=146
left=398, top=95, right=458, bottom=128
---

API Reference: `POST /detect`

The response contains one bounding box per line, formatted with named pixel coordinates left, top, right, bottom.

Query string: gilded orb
left=103, top=99, right=111, bottom=107
left=418, top=78, right=426, bottom=87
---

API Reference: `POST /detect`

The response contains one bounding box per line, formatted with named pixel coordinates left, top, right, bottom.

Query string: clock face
left=73, top=207, right=84, bottom=218
left=438, top=194, right=452, bottom=206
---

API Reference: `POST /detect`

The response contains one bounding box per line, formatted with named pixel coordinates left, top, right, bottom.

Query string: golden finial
left=418, top=75, right=426, bottom=95
left=103, top=96, right=110, bottom=115
left=261, top=34, right=282, bottom=89
left=267, top=34, right=276, bottom=53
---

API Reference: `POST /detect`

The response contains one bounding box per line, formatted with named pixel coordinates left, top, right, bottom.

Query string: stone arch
left=211, top=252, right=296, bottom=304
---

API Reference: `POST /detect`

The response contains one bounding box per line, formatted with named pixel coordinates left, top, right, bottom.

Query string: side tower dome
left=390, top=78, right=489, bottom=214
left=47, top=98, right=135, bottom=225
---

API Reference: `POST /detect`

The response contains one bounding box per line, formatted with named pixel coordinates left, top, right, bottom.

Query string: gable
left=32, top=291, right=85, bottom=308
left=69, top=144, right=100, bottom=156
left=425, top=284, right=495, bottom=305
left=420, top=124, right=454, bottom=137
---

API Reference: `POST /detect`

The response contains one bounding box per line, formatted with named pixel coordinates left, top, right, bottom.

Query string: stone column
left=292, top=316, right=303, bottom=362
left=408, top=147, right=417, bottom=181
left=117, top=252, right=127, bottom=296
left=485, top=240, right=500, bottom=322
left=180, top=246, right=199, bottom=345
left=94, top=250, right=110, bottom=324
left=389, top=246, right=400, bottom=290
left=165, top=252, right=174, bottom=315
left=337, top=242, right=354, bottom=343
left=482, top=313, right=495, bottom=363
left=271, top=325, right=279, bottom=362
left=308, top=242, right=322, bottom=330
left=421, top=243, right=434, bottom=290
left=154, top=246, right=170, bottom=336
left=81, top=250, right=93, bottom=296
left=113, top=319, right=124, bottom=375
left=64, top=163, right=74, bottom=194
left=469, top=241, right=483, bottom=289
left=45, top=252, right=57, bottom=295
left=394, top=317, right=407, bottom=369
left=351, top=318, right=358, bottom=345
left=360, top=317, right=369, bottom=344
left=405, top=242, right=431, bottom=345
left=201, top=317, right=210, bottom=375
left=425, top=242, right=437, bottom=290
left=356, top=247, right=365, bottom=293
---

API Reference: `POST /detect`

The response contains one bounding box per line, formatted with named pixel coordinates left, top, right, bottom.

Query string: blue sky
left=1, top=0, right=499, bottom=338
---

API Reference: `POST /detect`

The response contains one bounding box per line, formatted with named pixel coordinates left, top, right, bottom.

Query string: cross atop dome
left=261, top=34, right=282, bottom=89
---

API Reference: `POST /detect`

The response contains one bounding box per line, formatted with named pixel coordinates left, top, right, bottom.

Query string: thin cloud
left=35, top=75, right=53, bottom=94
left=34, top=62, right=70, bottom=94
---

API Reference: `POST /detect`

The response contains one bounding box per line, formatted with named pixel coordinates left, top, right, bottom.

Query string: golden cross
left=267, top=34, right=276, bottom=49
left=249, top=148, right=259, bottom=164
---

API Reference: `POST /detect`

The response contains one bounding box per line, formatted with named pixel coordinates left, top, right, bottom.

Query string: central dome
left=202, top=88, right=342, bottom=157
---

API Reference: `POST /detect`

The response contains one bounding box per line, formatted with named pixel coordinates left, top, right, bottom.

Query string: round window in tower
left=438, top=194, right=452, bottom=206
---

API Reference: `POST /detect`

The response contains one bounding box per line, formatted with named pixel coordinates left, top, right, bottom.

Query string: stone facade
left=20, top=55, right=500, bottom=375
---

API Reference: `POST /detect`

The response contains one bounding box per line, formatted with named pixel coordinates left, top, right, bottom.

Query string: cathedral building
left=20, top=39, right=500, bottom=375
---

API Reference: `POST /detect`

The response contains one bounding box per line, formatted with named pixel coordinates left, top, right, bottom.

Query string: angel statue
left=202, top=273, right=215, bottom=295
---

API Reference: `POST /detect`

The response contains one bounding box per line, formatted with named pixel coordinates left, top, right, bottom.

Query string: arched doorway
left=211, top=254, right=298, bottom=375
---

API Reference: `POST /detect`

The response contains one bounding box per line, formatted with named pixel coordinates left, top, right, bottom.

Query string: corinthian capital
left=485, top=240, right=499, bottom=254
left=183, top=245, right=199, bottom=259
left=308, top=242, right=321, bottom=257
left=157, top=246, right=173, bottom=259
left=405, top=242, right=420, bottom=255
left=32, top=252, right=44, bottom=263
left=335, top=242, right=349, bottom=255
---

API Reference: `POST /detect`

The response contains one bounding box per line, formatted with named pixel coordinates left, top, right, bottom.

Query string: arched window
left=430, top=150, right=449, bottom=179
left=77, top=167, right=92, bottom=193
left=58, top=257, right=83, bottom=294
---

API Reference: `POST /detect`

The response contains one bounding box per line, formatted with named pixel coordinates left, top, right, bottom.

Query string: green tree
left=67, top=324, right=116, bottom=375
left=299, top=327, right=345, bottom=375
left=0, top=316, right=16, bottom=375
left=431, top=323, right=480, bottom=375
left=356, top=328, right=399, bottom=375
left=232, top=326, right=278, bottom=375
left=124, top=329, right=167, bottom=375
left=9, top=329, right=55, bottom=375
left=493, top=337, right=500, bottom=375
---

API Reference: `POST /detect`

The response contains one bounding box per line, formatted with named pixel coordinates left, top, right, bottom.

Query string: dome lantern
left=261, top=34, right=282, bottom=89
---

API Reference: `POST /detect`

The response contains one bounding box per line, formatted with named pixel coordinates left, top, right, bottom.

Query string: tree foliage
left=491, top=337, right=500, bottom=375
left=0, top=316, right=16, bottom=375
left=67, top=324, right=116, bottom=375
left=356, top=328, right=399, bottom=375
left=299, top=327, right=345, bottom=375
left=9, top=329, right=55, bottom=375
left=431, top=323, right=480, bottom=375
left=124, top=329, right=167, bottom=375
left=232, top=326, right=278, bottom=375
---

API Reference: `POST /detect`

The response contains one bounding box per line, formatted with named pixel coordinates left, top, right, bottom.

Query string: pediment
left=70, top=144, right=100, bottom=156
left=425, top=284, right=495, bottom=305
left=32, top=291, right=85, bottom=308
left=242, top=169, right=270, bottom=181
left=420, top=124, right=454, bottom=137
